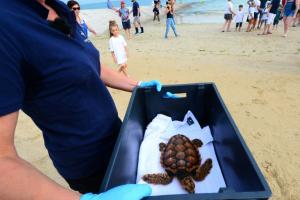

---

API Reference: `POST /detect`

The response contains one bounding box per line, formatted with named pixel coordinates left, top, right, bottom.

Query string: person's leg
left=283, top=16, right=293, bottom=37
left=246, top=20, right=252, bottom=32
left=235, top=23, right=238, bottom=31
left=65, top=118, right=122, bottom=194
left=222, top=18, right=228, bottom=32
left=226, top=19, right=232, bottom=31
left=170, top=18, right=178, bottom=36
left=165, top=18, right=171, bottom=38
left=239, top=23, right=242, bottom=32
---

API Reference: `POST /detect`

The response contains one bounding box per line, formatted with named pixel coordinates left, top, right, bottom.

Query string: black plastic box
left=100, top=83, right=272, bottom=200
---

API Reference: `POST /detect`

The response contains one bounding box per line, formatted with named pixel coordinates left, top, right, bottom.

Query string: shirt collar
left=21, top=0, right=71, bottom=19
left=21, top=0, right=77, bottom=36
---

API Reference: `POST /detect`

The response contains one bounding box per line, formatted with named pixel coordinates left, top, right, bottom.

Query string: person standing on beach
left=262, top=0, right=281, bottom=35
left=246, top=1, right=256, bottom=32
left=0, top=0, right=164, bottom=199
left=67, top=0, right=97, bottom=37
left=164, top=1, right=178, bottom=38
left=249, top=0, right=261, bottom=30
left=282, top=0, right=300, bottom=37
left=258, top=1, right=272, bottom=34
left=153, top=1, right=160, bottom=22
left=109, top=21, right=129, bottom=76
left=111, top=1, right=132, bottom=39
left=257, top=0, right=268, bottom=28
left=235, top=5, right=245, bottom=32
left=222, top=0, right=236, bottom=32
left=132, top=0, right=144, bottom=34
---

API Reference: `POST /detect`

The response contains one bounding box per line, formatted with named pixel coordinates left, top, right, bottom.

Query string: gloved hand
left=80, top=184, right=152, bottom=200
left=138, top=80, right=162, bottom=92
left=164, top=91, right=179, bottom=98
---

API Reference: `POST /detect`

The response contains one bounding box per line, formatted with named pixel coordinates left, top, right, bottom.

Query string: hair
left=67, top=0, right=80, bottom=9
left=109, top=20, right=118, bottom=37
left=239, top=4, right=243, bottom=8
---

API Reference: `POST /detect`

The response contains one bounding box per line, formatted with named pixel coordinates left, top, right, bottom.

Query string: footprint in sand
left=252, top=98, right=267, bottom=105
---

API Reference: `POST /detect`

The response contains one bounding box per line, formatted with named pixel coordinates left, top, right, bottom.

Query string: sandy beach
left=15, top=6, right=300, bottom=200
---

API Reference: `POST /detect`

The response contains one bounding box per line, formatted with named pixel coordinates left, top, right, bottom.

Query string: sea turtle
left=142, top=134, right=213, bottom=193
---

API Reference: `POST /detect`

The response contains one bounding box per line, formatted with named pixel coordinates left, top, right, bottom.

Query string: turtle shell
left=160, top=134, right=201, bottom=175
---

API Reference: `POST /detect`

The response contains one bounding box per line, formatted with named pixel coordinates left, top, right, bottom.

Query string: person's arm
left=0, top=111, right=80, bottom=200
left=86, top=21, right=97, bottom=36
left=101, top=64, right=138, bottom=92
left=111, top=52, right=117, bottom=64
left=165, top=6, right=170, bottom=14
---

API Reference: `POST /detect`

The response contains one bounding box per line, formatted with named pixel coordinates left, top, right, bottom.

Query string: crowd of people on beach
left=67, top=0, right=299, bottom=78
left=222, top=0, right=300, bottom=37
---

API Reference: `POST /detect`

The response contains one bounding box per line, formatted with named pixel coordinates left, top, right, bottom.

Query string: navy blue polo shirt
left=133, top=1, right=140, bottom=16
left=0, top=0, right=118, bottom=179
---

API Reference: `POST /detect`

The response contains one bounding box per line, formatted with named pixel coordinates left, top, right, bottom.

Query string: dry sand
left=15, top=8, right=300, bottom=200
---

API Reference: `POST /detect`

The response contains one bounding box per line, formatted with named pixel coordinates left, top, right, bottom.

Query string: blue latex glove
left=80, top=184, right=152, bottom=200
left=164, top=91, right=179, bottom=98
left=139, top=80, right=162, bottom=92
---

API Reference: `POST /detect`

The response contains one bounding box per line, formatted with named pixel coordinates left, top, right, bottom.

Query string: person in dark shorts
left=112, top=1, right=132, bottom=39
left=153, top=1, right=160, bottom=21
left=132, top=0, right=144, bottom=34
left=235, top=5, right=245, bottom=31
left=222, top=0, right=236, bottom=32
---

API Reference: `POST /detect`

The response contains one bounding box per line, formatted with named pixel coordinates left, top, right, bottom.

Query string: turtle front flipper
left=193, top=158, right=213, bottom=181
left=142, top=173, right=173, bottom=185
left=179, top=176, right=195, bottom=193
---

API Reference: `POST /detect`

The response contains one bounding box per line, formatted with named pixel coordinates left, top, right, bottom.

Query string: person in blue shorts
left=282, top=0, right=300, bottom=37
left=111, top=1, right=132, bottom=39
left=0, top=0, right=163, bottom=199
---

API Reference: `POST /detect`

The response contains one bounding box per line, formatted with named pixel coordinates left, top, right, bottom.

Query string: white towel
left=136, top=111, right=226, bottom=196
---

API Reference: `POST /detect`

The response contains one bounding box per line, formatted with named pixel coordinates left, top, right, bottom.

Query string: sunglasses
left=72, top=7, right=80, bottom=11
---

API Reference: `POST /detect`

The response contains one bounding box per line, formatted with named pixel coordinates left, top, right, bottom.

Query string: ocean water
left=63, top=0, right=248, bottom=23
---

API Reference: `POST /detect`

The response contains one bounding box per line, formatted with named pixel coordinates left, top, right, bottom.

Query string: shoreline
left=81, top=4, right=225, bottom=35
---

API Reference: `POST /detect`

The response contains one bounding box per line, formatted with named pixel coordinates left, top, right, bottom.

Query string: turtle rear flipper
left=142, top=173, right=173, bottom=185
left=179, top=176, right=195, bottom=193
left=193, top=159, right=213, bottom=181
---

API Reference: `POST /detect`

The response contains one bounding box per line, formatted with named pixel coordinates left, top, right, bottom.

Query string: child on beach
left=246, top=1, right=256, bottom=32
left=235, top=5, right=244, bottom=31
left=109, top=21, right=129, bottom=76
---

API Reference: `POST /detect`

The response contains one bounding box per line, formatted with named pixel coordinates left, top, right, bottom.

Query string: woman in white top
left=222, top=0, right=236, bottom=32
